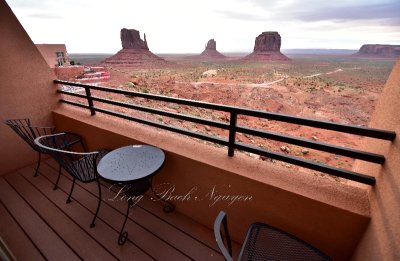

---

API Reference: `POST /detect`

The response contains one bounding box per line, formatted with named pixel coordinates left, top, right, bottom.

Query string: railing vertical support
left=85, top=86, right=96, bottom=115
left=228, top=112, right=237, bottom=157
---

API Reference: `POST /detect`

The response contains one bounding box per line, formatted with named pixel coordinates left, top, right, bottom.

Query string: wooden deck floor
left=0, top=159, right=227, bottom=260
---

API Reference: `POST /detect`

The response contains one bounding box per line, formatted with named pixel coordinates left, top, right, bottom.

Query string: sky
left=6, top=0, right=400, bottom=54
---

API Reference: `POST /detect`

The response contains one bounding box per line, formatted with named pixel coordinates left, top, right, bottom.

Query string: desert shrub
left=126, top=82, right=135, bottom=87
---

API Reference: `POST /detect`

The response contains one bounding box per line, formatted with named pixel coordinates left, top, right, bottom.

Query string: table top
left=97, top=145, right=165, bottom=183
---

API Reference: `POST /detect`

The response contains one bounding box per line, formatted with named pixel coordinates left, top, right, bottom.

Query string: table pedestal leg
left=150, top=179, right=175, bottom=213
left=118, top=198, right=132, bottom=245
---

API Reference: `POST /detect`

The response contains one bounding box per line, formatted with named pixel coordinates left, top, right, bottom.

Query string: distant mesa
left=244, top=31, right=290, bottom=61
left=200, top=39, right=226, bottom=59
left=354, top=44, right=400, bottom=58
left=102, top=28, right=167, bottom=66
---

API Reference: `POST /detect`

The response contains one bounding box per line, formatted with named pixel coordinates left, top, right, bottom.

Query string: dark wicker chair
left=34, top=133, right=108, bottom=228
left=4, top=118, right=84, bottom=190
left=214, top=211, right=331, bottom=261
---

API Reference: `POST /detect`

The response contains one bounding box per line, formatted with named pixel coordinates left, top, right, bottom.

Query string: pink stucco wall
left=0, top=0, right=58, bottom=175
left=351, top=59, right=400, bottom=260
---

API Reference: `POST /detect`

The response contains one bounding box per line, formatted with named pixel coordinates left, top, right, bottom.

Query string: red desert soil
left=62, top=55, right=396, bottom=183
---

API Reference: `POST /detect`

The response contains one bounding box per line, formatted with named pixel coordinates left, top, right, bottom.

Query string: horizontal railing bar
left=92, top=106, right=230, bottom=147
left=237, top=109, right=396, bottom=141
left=236, top=126, right=385, bottom=164
left=59, top=99, right=90, bottom=109
left=90, top=95, right=230, bottom=130
left=57, top=90, right=86, bottom=98
left=55, top=80, right=396, bottom=141
left=234, top=142, right=376, bottom=185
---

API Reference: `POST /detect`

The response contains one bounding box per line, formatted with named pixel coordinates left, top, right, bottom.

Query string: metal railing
left=55, top=80, right=396, bottom=185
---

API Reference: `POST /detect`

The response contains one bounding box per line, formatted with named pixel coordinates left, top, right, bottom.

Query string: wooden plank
left=35, top=163, right=191, bottom=260
left=0, top=177, right=80, bottom=261
left=5, top=172, right=118, bottom=261
left=19, top=165, right=157, bottom=261
left=0, top=200, right=44, bottom=261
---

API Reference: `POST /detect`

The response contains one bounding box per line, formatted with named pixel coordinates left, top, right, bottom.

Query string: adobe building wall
left=36, top=44, right=69, bottom=68
left=0, top=0, right=59, bottom=175
left=351, top=59, right=400, bottom=260
left=53, top=106, right=371, bottom=260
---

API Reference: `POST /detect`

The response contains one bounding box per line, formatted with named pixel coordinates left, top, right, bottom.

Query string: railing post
left=85, top=86, right=96, bottom=115
left=228, top=112, right=237, bottom=157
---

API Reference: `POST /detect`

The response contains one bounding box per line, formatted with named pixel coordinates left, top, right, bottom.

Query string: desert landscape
left=64, top=29, right=397, bottom=182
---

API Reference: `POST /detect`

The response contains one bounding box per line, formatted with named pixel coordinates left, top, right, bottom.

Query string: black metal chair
left=214, top=211, right=331, bottom=261
left=3, top=118, right=84, bottom=190
left=4, top=118, right=55, bottom=177
left=34, top=133, right=108, bottom=228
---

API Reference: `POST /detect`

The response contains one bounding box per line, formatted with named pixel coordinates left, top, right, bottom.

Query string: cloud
left=248, top=0, right=400, bottom=25
left=214, top=1, right=400, bottom=27
left=214, top=10, right=267, bottom=21
left=6, top=0, right=49, bottom=8
left=292, top=2, right=400, bottom=24
left=28, top=13, right=63, bottom=19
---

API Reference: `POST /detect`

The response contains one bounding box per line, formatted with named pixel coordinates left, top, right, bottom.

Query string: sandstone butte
left=244, top=31, right=290, bottom=61
left=199, top=39, right=226, bottom=59
left=354, top=44, right=400, bottom=58
left=102, top=28, right=167, bottom=66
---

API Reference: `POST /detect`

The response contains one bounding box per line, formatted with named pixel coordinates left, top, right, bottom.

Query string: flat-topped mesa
left=200, top=39, right=226, bottom=59
left=244, top=31, right=289, bottom=61
left=121, top=28, right=149, bottom=50
left=102, top=28, right=167, bottom=67
left=355, top=44, right=400, bottom=58
left=254, top=31, right=281, bottom=52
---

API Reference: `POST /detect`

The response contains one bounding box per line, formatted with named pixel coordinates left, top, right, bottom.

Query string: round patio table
left=97, top=145, right=165, bottom=245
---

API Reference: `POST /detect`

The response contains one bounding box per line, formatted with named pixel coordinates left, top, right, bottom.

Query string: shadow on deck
left=0, top=159, right=229, bottom=260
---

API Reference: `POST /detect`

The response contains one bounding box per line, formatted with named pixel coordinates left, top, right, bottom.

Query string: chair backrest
left=35, top=133, right=107, bottom=182
left=239, top=222, right=331, bottom=261
left=4, top=118, right=55, bottom=153
left=214, top=211, right=331, bottom=261
left=214, top=211, right=234, bottom=261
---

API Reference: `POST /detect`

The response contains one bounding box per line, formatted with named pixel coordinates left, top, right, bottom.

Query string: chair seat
left=70, top=150, right=109, bottom=182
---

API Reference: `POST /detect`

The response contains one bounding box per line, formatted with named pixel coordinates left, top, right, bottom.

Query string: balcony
left=1, top=1, right=400, bottom=260
left=0, top=107, right=380, bottom=261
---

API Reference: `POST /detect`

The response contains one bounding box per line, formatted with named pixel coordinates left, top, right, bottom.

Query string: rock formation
left=244, top=31, right=289, bottom=61
left=199, top=39, right=226, bottom=59
left=120, top=28, right=149, bottom=50
left=103, top=28, right=167, bottom=66
left=354, top=44, right=400, bottom=58
left=205, top=39, right=216, bottom=50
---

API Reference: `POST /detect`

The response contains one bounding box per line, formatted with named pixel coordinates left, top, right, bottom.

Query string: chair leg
left=53, top=164, right=62, bottom=190
left=34, top=152, right=41, bottom=177
left=66, top=178, right=76, bottom=204
left=90, top=178, right=102, bottom=228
